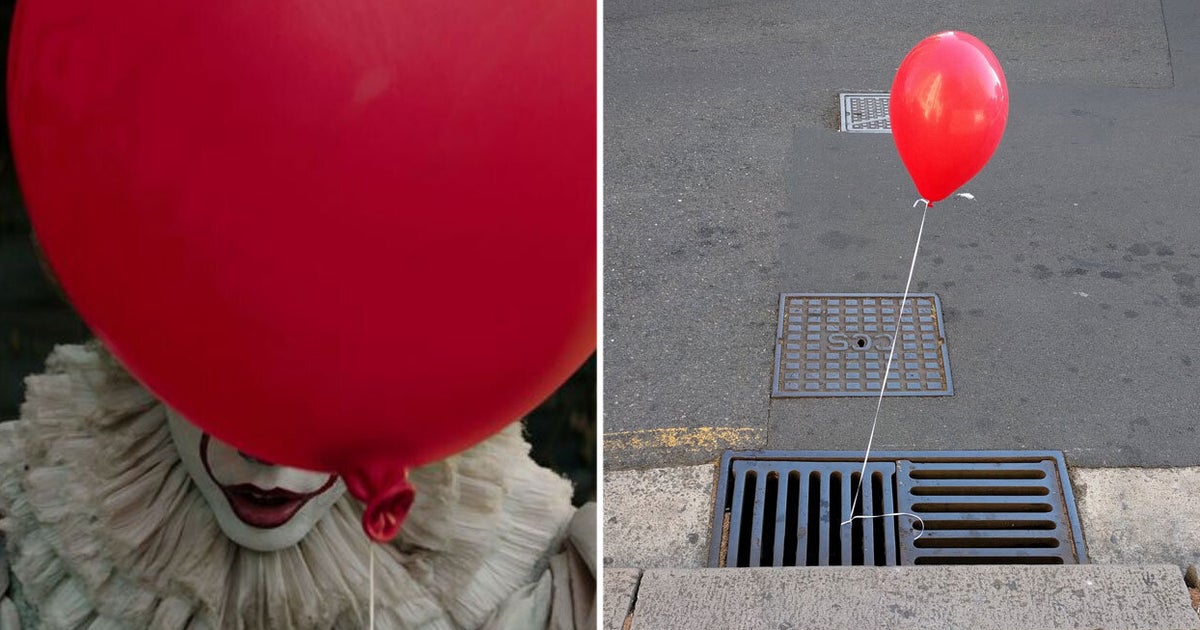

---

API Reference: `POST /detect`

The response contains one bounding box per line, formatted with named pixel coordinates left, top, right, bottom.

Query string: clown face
left=165, top=408, right=346, bottom=551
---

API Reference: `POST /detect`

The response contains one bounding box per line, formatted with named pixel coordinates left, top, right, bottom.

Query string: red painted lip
left=200, top=434, right=338, bottom=529
left=220, top=484, right=311, bottom=529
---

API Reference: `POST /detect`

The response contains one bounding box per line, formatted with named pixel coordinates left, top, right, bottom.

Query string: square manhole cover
left=840, top=92, right=890, bottom=133
left=772, top=293, right=953, bottom=397
left=708, top=450, right=1087, bottom=568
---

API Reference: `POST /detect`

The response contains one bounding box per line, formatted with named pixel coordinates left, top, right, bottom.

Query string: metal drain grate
left=772, top=293, right=953, bottom=398
left=896, top=459, right=1080, bottom=565
left=715, top=459, right=899, bottom=567
left=840, top=93, right=891, bottom=133
left=708, top=451, right=1087, bottom=568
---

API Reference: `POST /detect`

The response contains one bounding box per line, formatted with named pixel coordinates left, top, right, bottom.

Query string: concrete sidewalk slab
left=603, top=569, right=641, bottom=630
left=628, top=565, right=1200, bottom=630
left=603, top=464, right=715, bottom=569
left=1074, top=467, right=1200, bottom=568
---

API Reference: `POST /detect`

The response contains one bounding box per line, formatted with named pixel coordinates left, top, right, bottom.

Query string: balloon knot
left=344, top=463, right=414, bottom=543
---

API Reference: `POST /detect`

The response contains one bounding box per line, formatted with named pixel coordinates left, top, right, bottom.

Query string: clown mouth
left=219, top=483, right=330, bottom=529
left=199, top=434, right=339, bottom=529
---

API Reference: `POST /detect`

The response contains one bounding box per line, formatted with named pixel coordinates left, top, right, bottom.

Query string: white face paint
left=165, top=408, right=346, bottom=551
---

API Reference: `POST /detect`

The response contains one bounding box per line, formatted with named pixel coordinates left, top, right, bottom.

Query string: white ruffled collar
left=0, top=343, right=574, bottom=629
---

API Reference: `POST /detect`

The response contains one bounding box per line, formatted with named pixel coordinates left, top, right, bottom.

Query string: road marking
left=604, top=426, right=764, bottom=453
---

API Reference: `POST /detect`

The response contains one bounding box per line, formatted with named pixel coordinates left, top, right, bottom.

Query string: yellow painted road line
left=603, top=426, right=764, bottom=453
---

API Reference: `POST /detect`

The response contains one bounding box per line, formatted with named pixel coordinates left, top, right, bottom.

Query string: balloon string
left=844, top=512, right=926, bottom=540
left=843, top=199, right=929, bottom=529
left=369, top=543, right=376, bottom=630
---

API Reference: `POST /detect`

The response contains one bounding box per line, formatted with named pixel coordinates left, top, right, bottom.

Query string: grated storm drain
left=772, top=293, right=952, bottom=397
left=839, top=93, right=890, bottom=133
left=708, top=451, right=1087, bottom=568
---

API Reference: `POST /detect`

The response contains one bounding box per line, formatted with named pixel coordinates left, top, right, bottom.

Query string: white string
left=844, top=512, right=926, bottom=540
left=838, top=194, right=978, bottom=543
left=843, top=199, right=929, bottom=528
left=368, top=543, right=376, bottom=630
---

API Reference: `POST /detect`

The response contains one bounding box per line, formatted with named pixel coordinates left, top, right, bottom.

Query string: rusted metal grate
left=772, top=293, right=953, bottom=398
left=839, top=93, right=891, bottom=133
left=709, top=451, right=1087, bottom=568
left=896, top=459, right=1080, bottom=565
left=716, top=460, right=899, bottom=567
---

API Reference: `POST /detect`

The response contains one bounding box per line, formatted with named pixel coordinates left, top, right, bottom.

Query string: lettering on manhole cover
left=772, top=293, right=953, bottom=397
left=839, top=93, right=890, bottom=133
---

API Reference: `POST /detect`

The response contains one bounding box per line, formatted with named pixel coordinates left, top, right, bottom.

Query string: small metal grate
left=839, top=93, right=891, bottom=133
left=709, top=451, right=1087, bottom=568
left=772, top=293, right=953, bottom=398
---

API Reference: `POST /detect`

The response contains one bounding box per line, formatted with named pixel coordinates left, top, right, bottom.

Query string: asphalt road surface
left=604, top=0, right=1200, bottom=469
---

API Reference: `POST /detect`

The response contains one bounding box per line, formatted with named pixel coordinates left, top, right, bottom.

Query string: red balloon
left=890, top=31, right=1009, bottom=204
left=8, top=1, right=595, bottom=541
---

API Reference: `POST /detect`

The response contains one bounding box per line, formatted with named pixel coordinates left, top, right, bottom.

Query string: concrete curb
left=623, top=565, right=1200, bottom=630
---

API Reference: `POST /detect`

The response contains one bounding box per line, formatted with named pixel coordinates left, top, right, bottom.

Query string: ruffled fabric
left=0, top=343, right=576, bottom=629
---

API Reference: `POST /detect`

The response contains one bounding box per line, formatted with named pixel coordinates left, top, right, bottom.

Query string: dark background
left=0, top=0, right=595, bottom=505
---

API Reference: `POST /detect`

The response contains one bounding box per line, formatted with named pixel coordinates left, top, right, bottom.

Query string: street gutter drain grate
left=709, top=451, right=1087, bottom=568
left=772, top=293, right=953, bottom=398
left=840, top=93, right=891, bottom=133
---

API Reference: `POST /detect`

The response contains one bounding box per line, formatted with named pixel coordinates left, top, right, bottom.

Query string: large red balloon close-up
left=890, top=31, right=1009, bottom=204
left=8, top=1, right=595, bottom=540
